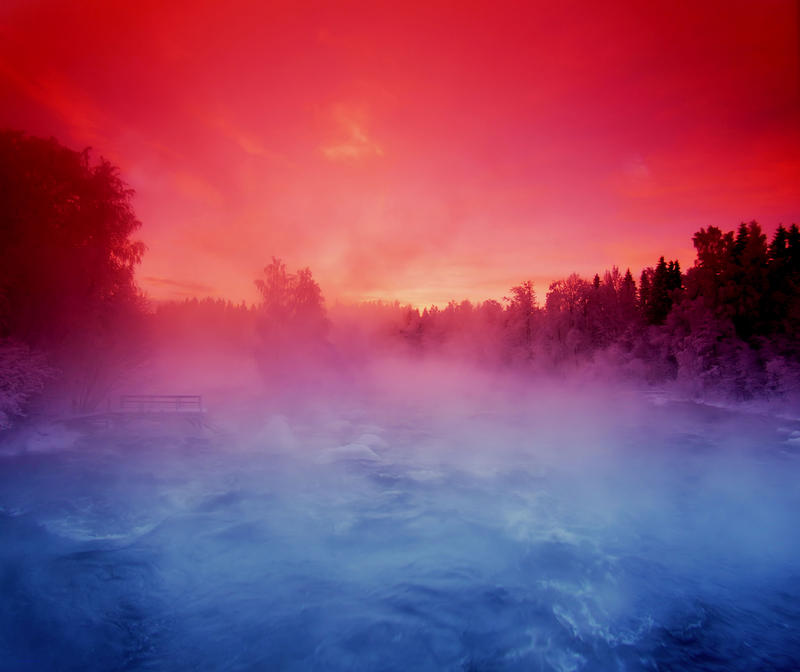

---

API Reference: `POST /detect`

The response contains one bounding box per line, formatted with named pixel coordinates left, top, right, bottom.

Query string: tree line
left=174, top=219, right=800, bottom=399
left=1, top=131, right=799, bottom=428
left=386, top=220, right=800, bottom=396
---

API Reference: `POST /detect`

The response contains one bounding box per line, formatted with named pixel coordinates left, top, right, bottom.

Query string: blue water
left=1, top=395, right=799, bottom=671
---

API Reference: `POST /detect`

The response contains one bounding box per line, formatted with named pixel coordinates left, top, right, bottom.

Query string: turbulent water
left=1, top=384, right=799, bottom=671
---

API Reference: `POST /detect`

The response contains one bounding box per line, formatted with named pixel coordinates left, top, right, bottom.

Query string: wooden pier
left=65, top=395, right=206, bottom=429
left=118, top=394, right=204, bottom=416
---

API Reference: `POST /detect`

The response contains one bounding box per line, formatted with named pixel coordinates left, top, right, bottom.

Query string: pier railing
left=118, top=395, right=204, bottom=414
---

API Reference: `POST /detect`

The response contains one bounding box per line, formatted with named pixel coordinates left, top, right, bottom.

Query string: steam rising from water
left=1, top=361, right=799, bottom=670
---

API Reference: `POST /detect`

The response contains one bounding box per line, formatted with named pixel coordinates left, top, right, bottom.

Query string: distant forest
left=2, top=131, right=799, bottom=428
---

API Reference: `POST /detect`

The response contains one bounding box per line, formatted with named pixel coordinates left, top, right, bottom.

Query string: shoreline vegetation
left=1, top=130, right=799, bottom=432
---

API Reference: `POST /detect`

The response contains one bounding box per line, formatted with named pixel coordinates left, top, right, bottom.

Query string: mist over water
left=2, top=359, right=799, bottom=671
left=3, top=5, right=800, bottom=666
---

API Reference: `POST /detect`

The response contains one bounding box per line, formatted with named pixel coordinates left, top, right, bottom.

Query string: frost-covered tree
left=543, top=274, right=592, bottom=363
left=0, top=341, right=54, bottom=430
left=504, top=280, right=538, bottom=361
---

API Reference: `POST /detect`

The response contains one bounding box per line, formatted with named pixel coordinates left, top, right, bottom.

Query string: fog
left=2, top=349, right=799, bottom=671
left=3, top=92, right=800, bottom=671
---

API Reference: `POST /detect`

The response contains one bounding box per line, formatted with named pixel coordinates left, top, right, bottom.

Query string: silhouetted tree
left=638, top=268, right=652, bottom=319
left=647, top=258, right=669, bottom=325
left=544, top=274, right=592, bottom=362
left=619, top=269, right=638, bottom=323
left=687, top=225, right=734, bottom=309
left=725, top=221, right=769, bottom=340
left=643, top=257, right=681, bottom=325
left=766, top=224, right=800, bottom=340
left=0, top=130, right=147, bottom=414
left=0, top=131, right=145, bottom=346
left=505, top=280, right=537, bottom=360
left=254, top=258, right=329, bottom=384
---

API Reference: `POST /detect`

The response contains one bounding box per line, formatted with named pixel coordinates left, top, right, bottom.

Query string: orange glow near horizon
left=1, top=1, right=799, bottom=307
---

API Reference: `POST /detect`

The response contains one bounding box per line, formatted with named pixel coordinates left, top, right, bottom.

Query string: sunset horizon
left=2, top=3, right=800, bottom=670
left=3, top=0, right=798, bottom=306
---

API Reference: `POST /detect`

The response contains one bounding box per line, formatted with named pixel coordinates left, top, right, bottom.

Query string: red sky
left=1, top=1, right=799, bottom=306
